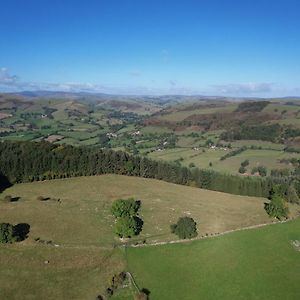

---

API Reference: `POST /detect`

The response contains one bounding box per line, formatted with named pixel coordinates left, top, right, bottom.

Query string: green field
left=148, top=147, right=300, bottom=175
left=126, top=218, right=300, bottom=300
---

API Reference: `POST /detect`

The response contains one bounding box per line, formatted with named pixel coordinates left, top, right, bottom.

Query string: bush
left=241, top=159, right=249, bottom=167
left=171, top=217, right=198, bottom=239
left=37, top=196, right=45, bottom=201
left=251, top=166, right=267, bottom=177
left=238, top=166, right=246, bottom=174
left=134, top=291, right=148, bottom=300
left=0, top=223, right=16, bottom=243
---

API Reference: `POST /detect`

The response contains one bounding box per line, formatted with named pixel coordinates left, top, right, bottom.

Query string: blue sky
left=1, top=0, right=300, bottom=96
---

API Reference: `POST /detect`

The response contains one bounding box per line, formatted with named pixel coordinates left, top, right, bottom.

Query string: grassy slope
left=126, top=218, right=300, bottom=300
left=1, top=175, right=273, bottom=245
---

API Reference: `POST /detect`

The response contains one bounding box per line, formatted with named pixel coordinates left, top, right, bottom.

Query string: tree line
left=0, top=140, right=295, bottom=198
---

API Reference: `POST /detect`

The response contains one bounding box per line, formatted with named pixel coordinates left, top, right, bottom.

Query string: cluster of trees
left=220, top=124, right=281, bottom=143
left=111, top=198, right=143, bottom=238
left=220, top=146, right=247, bottom=161
left=251, top=166, right=267, bottom=177
left=171, top=217, right=197, bottom=239
left=0, top=140, right=298, bottom=198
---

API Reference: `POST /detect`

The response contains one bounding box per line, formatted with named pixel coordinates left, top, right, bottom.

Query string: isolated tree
left=111, top=198, right=140, bottom=218
left=265, top=186, right=289, bottom=219
left=0, top=223, right=15, bottom=243
left=171, top=217, right=198, bottom=239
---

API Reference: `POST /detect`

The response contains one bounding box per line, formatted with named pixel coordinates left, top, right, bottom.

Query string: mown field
left=126, top=218, right=300, bottom=300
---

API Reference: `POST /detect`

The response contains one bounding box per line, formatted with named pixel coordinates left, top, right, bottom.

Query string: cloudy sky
left=1, top=0, right=300, bottom=96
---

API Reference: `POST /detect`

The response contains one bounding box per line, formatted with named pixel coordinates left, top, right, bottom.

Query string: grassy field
left=148, top=146, right=300, bottom=175
left=126, top=218, right=300, bottom=300
left=0, top=175, right=274, bottom=245
left=0, top=245, right=124, bottom=300
left=0, top=175, right=299, bottom=299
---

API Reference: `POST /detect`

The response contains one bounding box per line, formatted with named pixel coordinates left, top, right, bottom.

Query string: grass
left=158, top=104, right=237, bottom=122
left=0, top=175, right=299, bottom=299
left=126, top=217, right=300, bottom=300
left=0, top=244, right=124, bottom=300
left=148, top=147, right=300, bottom=175
left=1, top=175, right=273, bottom=246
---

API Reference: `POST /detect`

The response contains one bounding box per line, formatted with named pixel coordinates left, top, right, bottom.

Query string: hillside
left=1, top=174, right=291, bottom=299
left=0, top=175, right=278, bottom=245
left=2, top=94, right=300, bottom=177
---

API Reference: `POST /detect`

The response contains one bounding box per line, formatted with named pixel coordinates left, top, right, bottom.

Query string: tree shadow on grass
left=11, top=196, right=21, bottom=202
left=141, top=288, right=151, bottom=297
left=0, top=174, right=12, bottom=193
left=14, top=223, right=30, bottom=241
left=134, top=216, right=144, bottom=235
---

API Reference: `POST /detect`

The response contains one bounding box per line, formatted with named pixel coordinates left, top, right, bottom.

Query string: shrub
left=251, top=166, right=267, bottom=177
left=189, top=162, right=196, bottom=168
left=134, top=291, right=148, bottom=300
left=171, top=217, right=197, bottom=239
left=3, top=195, right=12, bottom=202
left=37, top=196, right=45, bottom=201
left=111, top=272, right=127, bottom=289
left=238, top=166, right=246, bottom=174
left=241, top=159, right=249, bottom=167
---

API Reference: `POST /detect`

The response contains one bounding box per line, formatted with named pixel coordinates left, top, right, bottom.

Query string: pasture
left=126, top=218, right=300, bottom=300
left=0, top=175, right=299, bottom=299
left=0, top=175, right=273, bottom=245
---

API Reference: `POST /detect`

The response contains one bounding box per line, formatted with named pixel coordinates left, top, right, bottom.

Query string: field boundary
left=130, top=216, right=299, bottom=248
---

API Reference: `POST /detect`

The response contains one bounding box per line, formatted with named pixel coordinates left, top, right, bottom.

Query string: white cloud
left=211, top=82, right=274, bottom=95
left=0, top=68, right=19, bottom=84
left=0, top=67, right=299, bottom=97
